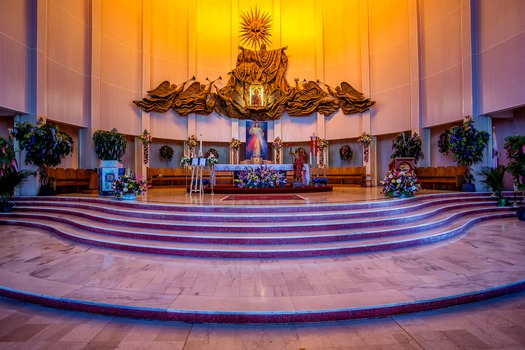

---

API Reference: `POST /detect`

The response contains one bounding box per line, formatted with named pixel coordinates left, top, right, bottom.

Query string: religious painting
left=246, top=121, right=268, bottom=160
left=249, top=85, right=264, bottom=106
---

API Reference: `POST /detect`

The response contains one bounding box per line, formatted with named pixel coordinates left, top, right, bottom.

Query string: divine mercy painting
left=246, top=121, right=268, bottom=160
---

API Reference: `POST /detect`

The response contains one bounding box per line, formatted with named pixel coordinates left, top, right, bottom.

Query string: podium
left=389, top=157, right=415, bottom=173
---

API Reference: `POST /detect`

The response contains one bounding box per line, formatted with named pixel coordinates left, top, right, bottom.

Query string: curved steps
left=0, top=192, right=523, bottom=323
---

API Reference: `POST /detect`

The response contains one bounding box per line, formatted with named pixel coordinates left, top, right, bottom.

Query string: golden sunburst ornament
left=239, top=7, right=272, bottom=49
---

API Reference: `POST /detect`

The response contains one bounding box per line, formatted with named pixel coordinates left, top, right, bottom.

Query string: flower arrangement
left=504, top=135, right=525, bottom=190
left=317, top=138, right=329, bottom=150
left=391, top=131, right=424, bottom=164
left=111, top=172, right=148, bottom=199
left=230, top=138, right=242, bottom=150
left=339, top=145, right=353, bottom=162
left=180, top=155, right=190, bottom=167
left=0, top=136, right=35, bottom=211
left=10, top=118, right=74, bottom=191
left=139, top=129, right=152, bottom=145
left=206, top=154, right=219, bottom=166
left=93, top=128, right=127, bottom=161
left=138, top=129, right=152, bottom=164
left=442, top=116, right=490, bottom=184
left=380, top=170, right=421, bottom=197
left=357, top=132, right=372, bottom=162
left=192, top=179, right=210, bottom=187
left=273, top=137, right=284, bottom=149
left=312, top=177, right=328, bottom=186
left=159, top=145, right=174, bottom=163
left=187, top=135, right=198, bottom=149
left=234, top=166, right=287, bottom=188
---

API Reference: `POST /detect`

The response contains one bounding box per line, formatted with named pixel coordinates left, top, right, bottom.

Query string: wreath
left=339, top=145, right=353, bottom=162
left=159, top=145, right=174, bottom=163
left=205, top=148, right=219, bottom=159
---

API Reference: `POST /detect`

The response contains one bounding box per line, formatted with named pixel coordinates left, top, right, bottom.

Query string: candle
left=199, top=134, right=203, bottom=156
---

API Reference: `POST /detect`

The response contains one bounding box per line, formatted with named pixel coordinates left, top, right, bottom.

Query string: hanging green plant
left=391, top=131, right=424, bottom=164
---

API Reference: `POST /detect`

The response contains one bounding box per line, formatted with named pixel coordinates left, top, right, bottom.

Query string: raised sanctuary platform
left=0, top=189, right=523, bottom=324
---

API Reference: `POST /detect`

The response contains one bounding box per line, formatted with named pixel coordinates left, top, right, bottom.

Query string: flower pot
left=0, top=201, right=15, bottom=213
left=461, top=183, right=476, bottom=192
left=119, top=193, right=136, bottom=200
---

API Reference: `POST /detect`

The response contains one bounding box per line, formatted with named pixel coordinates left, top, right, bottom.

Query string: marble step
left=2, top=210, right=515, bottom=258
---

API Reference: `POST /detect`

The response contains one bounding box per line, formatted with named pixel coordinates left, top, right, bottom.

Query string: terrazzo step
left=2, top=209, right=515, bottom=258
left=12, top=196, right=499, bottom=224
left=1, top=217, right=524, bottom=323
left=10, top=199, right=500, bottom=234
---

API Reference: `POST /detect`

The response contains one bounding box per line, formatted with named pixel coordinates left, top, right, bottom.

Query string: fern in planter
left=478, top=166, right=507, bottom=205
left=391, top=131, right=424, bottom=164
left=93, top=128, right=127, bottom=162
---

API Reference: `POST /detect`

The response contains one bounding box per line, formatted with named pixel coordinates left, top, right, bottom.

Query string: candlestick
left=199, top=134, right=203, bottom=157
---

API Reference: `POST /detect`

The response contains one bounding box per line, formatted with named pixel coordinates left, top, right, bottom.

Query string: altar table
left=211, top=164, right=310, bottom=186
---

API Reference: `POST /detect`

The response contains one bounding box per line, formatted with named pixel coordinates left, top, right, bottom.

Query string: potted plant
left=440, top=116, right=490, bottom=191
left=93, top=128, right=127, bottom=196
left=391, top=131, right=424, bottom=164
left=504, top=135, right=525, bottom=200
left=93, top=128, right=127, bottom=163
left=478, top=166, right=507, bottom=206
left=10, top=118, right=74, bottom=195
left=0, top=136, right=36, bottom=212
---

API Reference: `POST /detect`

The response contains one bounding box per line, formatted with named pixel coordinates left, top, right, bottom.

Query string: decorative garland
left=138, top=129, right=152, bottom=164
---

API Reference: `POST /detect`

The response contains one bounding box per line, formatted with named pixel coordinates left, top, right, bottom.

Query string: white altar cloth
left=212, top=164, right=310, bottom=186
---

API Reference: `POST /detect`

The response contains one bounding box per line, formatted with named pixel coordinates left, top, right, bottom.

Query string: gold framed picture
left=249, top=85, right=264, bottom=106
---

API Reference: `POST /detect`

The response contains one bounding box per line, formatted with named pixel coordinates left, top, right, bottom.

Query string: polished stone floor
left=1, top=186, right=524, bottom=349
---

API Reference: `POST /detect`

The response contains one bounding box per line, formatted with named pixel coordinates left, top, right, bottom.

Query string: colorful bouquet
left=339, top=145, right=353, bottom=162
left=206, top=154, right=219, bottom=166
left=380, top=170, right=421, bottom=197
left=180, top=155, right=191, bottom=167
left=112, top=172, right=148, bottom=198
left=159, top=145, right=174, bottom=163
left=187, top=135, right=198, bottom=149
left=234, top=166, right=287, bottom=188
left=312, top=177, right=329, bottom=186
left=139, top=129, right=152, bottom=145
left=357, top=132, right=372, bottom=162
left=230, top=138, right=242, bottom=150
left=318, top=138, right=329, bottom=150
left=273, top=137, right=284, bottom=149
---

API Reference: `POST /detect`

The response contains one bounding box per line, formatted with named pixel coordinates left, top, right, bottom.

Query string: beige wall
left=1, top=0, right=525, bottom=177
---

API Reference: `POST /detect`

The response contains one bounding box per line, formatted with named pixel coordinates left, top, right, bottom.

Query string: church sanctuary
left=2, top=0, right=525, bottom=348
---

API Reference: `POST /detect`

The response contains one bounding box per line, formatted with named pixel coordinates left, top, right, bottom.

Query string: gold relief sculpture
left=239, top=7, right=272, bottom=50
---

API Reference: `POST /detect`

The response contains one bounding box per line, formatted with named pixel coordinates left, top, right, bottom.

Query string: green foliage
left=478, top=166, right=506, bottom=198
left=159, top=145, right=174, bottom=163
left=504, top=135, right=525, bottom=190
left=391, top=131, right=424, bottom=164
left=10, top=118, right=73, bottom=186
left=93, top=128, right=127, bottom=161
left=441, top=116, right=490, bottom=184
left=0, top=136, right=36, bottom=206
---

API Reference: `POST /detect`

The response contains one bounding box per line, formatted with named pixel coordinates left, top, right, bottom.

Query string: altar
left=212, top=164, right=310, bottom=186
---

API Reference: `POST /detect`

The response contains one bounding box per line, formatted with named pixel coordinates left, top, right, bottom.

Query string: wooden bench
left=47, top=168, right=96, bottom=193
left=147, top=167, right=233, bottom=186
left=415, top=166, right=466, bottom=191
left=324, top=166, right=366, bottom=186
